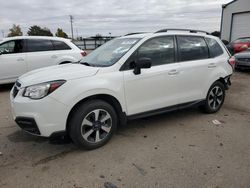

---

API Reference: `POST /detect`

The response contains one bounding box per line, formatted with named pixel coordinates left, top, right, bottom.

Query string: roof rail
left=155, top=29, right=210, bottom=35
left=125, top=32, right=148, bottom=36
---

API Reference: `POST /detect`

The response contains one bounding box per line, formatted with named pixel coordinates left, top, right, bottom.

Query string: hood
left=18, top=63, right=99, bottom=87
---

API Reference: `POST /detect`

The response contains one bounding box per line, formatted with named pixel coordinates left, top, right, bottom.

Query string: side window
left=0, top=40, right=24, bottom=54
left=205, top=38, right=224, bottom=58
left=177, top=36, right=209, bottom=61
left=138, top=36, right=175, bottom=66
left=27, top=39, right=54, bottom=52
left=52, top=40, right=71, bottom=50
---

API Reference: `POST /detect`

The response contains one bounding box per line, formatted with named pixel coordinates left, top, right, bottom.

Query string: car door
left=0, top=39, right=27, bottom=82
left=175, top=35, right=211, bottom=104
left=51, top=40, right=72, bottom=61
left=122, top=36, right=181, bottom=115
left=26, top=39, right=57, bottom=71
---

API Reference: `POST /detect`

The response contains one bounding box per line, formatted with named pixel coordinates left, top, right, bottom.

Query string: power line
left=69, top=15, right=74, bottom=40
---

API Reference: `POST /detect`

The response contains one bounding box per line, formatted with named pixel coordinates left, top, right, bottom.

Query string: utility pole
left=69, top=15, right=74, bottom=40
left=1, top=30, right=4, bottom=38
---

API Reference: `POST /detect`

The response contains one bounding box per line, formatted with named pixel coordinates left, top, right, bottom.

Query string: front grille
left=12, top=86, right=19, bottom=98
left=237, top=58, right=250, bottom=62
left=16, top=80, right=21, bottom=87
left=12, top=80, right=21, bottom=98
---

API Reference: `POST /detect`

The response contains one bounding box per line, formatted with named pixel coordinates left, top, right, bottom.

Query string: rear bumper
left=235, top=61, right=250, bottom=69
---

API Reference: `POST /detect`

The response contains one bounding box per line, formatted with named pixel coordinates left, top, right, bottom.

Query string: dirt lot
left=0, top=72, right=250, bottom=188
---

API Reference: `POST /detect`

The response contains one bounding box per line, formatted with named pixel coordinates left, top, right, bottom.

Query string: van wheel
left=69, top=100, right=117, bottom=150
left=201, top=81, right=225, bottom=114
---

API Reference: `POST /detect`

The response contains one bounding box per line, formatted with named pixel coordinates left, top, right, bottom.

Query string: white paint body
left=0, top=36, right=83, bottom=84
left=10, top=32, right=233, bottom=137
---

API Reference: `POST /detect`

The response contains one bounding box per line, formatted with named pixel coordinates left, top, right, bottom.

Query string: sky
left=0, top=0, right=231, bottom=38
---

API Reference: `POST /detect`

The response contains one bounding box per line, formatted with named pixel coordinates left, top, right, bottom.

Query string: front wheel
left=201, top=81, right=225, bottom=114
left=69, top=100, right=118, bottom=150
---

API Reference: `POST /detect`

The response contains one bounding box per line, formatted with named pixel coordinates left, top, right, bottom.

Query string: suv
left=0, top=36, right=86, bottom=84
left=10, top=29, right=234, bottom=149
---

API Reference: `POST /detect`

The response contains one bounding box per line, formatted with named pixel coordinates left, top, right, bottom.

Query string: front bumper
left=10, top=87, right=70, bottom=137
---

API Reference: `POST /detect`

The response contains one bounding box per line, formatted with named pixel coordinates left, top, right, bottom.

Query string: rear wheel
left=201, top=81, right=225, bottom=113
left=69, top=100, right=117, bottom=150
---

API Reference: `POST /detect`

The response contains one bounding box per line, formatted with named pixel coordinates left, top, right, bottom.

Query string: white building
left=221, top=0, right=250, bottom=42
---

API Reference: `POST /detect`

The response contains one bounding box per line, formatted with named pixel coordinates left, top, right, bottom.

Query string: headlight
left=23, top=80, right=66, bottom=99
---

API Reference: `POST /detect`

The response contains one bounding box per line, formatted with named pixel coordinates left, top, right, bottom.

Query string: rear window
left=52, top=40, right=71, bottom=50
left=27, top=39, right=54, bottom=52
left=177, top=36, right=209, bottom=62
left=205, top=38, right=224, bottom=58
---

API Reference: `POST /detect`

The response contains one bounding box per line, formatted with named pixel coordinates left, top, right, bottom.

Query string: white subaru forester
left=10, top=29, right=234, bottom=149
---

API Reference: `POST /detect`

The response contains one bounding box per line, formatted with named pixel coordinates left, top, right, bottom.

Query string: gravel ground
left=0, top=71, right=250, bottom=188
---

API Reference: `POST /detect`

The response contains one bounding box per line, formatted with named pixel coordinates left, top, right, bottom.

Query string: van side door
left=26, top=39, right=56, bottom=71
left=0, top=39, right=27, bottom=83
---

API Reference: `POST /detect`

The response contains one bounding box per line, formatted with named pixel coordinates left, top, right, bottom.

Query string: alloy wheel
left=81, top=109, right=112, bottom=143
left=208, top=86, right=224, bottom=110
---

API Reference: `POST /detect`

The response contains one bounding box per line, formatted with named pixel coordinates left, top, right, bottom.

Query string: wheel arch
left=66, top=94, right=127, bottom=134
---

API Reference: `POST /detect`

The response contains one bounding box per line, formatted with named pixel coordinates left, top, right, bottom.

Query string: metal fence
left=73, top=38, right=114, bottom=50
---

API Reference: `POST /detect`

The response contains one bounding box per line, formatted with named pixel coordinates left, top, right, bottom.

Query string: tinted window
left=177, top=36, right=209, bottom=61
left=52, top=40, right=71, bottom=50
left=0, top=40, right=24, bottom=54
left=138, top=36, right=175, bottom=66
left=27, top=39, right=54, bottom=52
left=205, top=38, right=223, bottom=57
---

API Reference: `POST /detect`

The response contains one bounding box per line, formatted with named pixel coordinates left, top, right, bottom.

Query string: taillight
left=228, top=56, right=235, bottom=70
left=81, top=51, right=87, bottom=57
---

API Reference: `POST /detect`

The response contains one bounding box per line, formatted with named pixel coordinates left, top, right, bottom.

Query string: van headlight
left=23, top=80, right=66, bottom=99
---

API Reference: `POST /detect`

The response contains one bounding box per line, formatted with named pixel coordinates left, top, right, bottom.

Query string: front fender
left=50, top=72, right=126, bottom=114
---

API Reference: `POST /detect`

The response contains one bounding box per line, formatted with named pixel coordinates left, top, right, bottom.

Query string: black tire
left=201, top=81, right=225, bottom=114
left=69, top=100, right=118, bottom=150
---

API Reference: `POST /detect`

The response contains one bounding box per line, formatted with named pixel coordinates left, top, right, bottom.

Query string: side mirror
left=133, top=57, right=152, bottom=75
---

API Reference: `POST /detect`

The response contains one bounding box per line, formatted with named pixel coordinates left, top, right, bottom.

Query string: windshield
left=80, top=38, right=140, bottom=67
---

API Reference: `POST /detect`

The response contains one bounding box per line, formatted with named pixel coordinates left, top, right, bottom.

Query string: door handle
left=51, top=55, right=58, bottom=59
left=168, top=69, right=179, bottom=75
left=17, top=57, right=24, bottom=61
left=208, top=63, right=216, bottom=68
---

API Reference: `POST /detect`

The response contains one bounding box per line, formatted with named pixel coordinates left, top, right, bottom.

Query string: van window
left=52, top=40, right=71, bottom=50
left=205, top=38, right=223, bottom=57
left=0, top=40, right=24, bottom=54
left=27, top=39, right=54, bottom=52
left=138, top=36, right=175, bottom=66
left=177, top=36, right=209, bottom=61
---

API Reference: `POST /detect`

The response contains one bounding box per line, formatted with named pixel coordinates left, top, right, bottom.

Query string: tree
left=55, top=28, right=68, bottom=38
left=27, top=25, right=53, bottom=36
left=7, top=24, right=23, bottom=37
left=211, top=31, right=221, bottom=38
